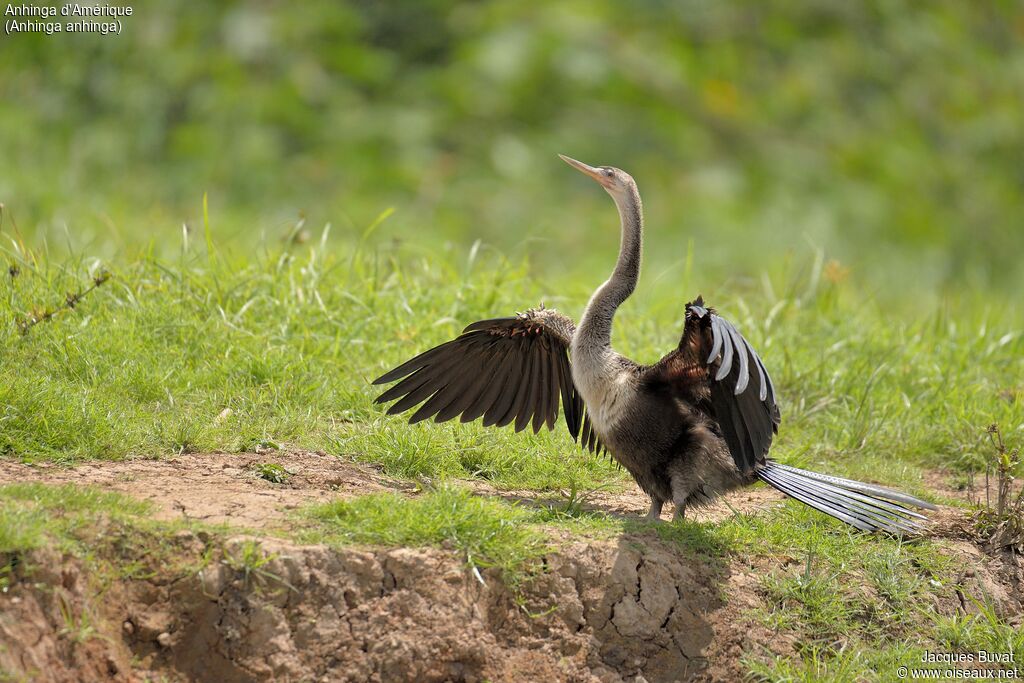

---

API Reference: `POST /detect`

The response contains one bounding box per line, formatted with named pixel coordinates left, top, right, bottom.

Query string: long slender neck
left=577, top=183, right=643, bottom=352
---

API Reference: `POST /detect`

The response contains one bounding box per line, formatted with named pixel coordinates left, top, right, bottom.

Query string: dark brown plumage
left=372, top=308, right=603, bottom=453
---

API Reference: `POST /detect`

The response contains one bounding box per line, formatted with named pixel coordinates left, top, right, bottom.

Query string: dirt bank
left=0, top=453, right=1020, bottom=682
left=1, top=528, right=789, bottom=682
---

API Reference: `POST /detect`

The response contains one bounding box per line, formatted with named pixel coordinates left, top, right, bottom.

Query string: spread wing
left=372, top=307, right=602, bottom=452
left=647, top=296, right=780, bottom=474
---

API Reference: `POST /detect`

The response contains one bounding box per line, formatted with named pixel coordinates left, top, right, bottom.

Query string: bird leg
left=673, top=504, right=686, bottom=522
left=645, top=498, right=664, bottom=522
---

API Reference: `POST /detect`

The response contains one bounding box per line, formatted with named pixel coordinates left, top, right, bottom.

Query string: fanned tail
left=757, top=462, right=937, bottom=534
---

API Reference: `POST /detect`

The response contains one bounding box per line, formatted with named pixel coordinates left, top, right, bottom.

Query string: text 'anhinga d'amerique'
left=373, top=156, right=936, bottom=533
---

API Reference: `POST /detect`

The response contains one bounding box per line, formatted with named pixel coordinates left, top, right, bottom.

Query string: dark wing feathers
left=558, top=351, right=581, bottom=436
left=408, top=340, right=493, bottom=423
left=463, top=347, right=516, bottom=423
left=384, top=357, right=465, bottom=415
left=532, top=340, right=552, bottom=433
left=585, top=411, right=599, bottom=453
left=581, top=411, right=598, bottom=454
left=373, top=308, right=596, bottom=450
left=510, top=349, right=537, bottom=431
left=684, top=298, right=781, bottom=474
left=433, top=343, right=501, bottom=423
left=483, top=352, right=524, bottom=428
left=374, top=340, right=455, bottom=385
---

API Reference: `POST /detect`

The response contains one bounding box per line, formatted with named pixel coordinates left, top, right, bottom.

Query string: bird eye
left=603, top=168, right=614, bottom=177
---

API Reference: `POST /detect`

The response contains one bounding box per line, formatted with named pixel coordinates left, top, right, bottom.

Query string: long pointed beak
left=559, top=154, right=606, bottom=185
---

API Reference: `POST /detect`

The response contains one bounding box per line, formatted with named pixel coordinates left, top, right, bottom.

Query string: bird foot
left=645, top=500, right=664, bottom=522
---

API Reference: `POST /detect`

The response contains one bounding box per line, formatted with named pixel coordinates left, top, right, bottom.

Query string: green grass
left=4, top=3, right=1024, bottom=299
left=935, top=603, right=1024, bottom=663
left=0, top=482, right=217, bottom=602
left=2, top=236, right=1020, bottom=489
left=0, top=483, right=151, bottom=555
left=713, top=502, right=1024, bottom=681
left=745, top=644, right=923, bottom=683
left=304, top=485, right=549, bottom=584
left=301, top=484, right=734, bottom=592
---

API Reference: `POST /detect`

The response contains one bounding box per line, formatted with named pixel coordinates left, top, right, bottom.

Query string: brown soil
left=0, top=451, right=403, bottom=528
left=0, top=452, right=786, bottom=529
left=0, top=455, right=1020, bottom=683
left=0, top=527, right=751, bottom=682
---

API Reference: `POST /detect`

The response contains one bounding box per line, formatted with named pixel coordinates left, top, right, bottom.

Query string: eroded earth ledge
left=3, top=530, right=777, bottom=682
left=1, top=454, right=1021, bottom=682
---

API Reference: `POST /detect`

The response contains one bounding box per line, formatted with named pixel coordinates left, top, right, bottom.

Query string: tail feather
left=759, top=468, right=921, bottom=534
left=758, top=468, right=891, bottom=532
left=771, top=467, right=930, bottom=521
left=771, top=463, right=938, bottom=510
left=758, top=463, right=935, bottom=534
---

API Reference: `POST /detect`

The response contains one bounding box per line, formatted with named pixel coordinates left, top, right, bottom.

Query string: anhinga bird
left=373, top=156, right=935, bottom=532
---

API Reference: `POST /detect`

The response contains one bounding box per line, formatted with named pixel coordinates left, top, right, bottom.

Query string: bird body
left=373, top=155, right=935, bottom=532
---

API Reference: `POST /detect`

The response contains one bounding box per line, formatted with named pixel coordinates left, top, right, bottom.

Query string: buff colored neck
left=576, top=183, right=643, bottom=353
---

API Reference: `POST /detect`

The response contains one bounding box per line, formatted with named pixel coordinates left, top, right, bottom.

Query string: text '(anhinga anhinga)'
left=373, top=156, right=936, bottom=532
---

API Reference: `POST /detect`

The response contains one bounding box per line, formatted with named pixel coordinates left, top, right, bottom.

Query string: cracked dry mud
left=0, top=452, right=1020, bottom=682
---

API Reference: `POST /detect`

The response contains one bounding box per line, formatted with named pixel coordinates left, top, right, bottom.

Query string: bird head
left=559, top=154, right=636, bottom=202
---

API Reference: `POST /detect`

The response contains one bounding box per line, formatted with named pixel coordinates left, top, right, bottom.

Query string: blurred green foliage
left=1, top=0, right=1023, bottom=296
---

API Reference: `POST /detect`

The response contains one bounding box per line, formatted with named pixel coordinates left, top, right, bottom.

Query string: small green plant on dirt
left=222, top=539, right=292, bottom=593
left=534, top=479, right=617, bottom=522
left=252, top=462, right=290, bottom=484
left=974, top=424, right=1023, bottom=552
left=760, top=559, right=855, bottom=637
left=56, top=592, right=100, bottom=645
left=550, top=481, right=593, bottom=519
left=0, top=667, right=35, bottom=683
left=0, top=560, right=13, bottom=593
